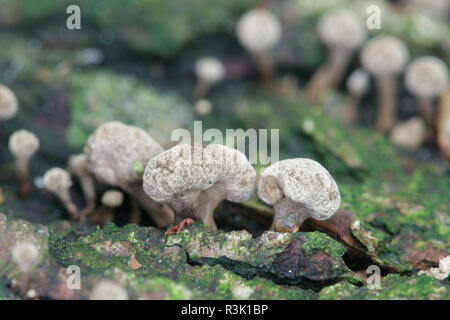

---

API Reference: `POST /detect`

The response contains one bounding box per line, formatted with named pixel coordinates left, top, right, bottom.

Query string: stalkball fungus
left=257, top=158, right=341, bottom=233
left=143, top=143, right=256, bottom=231
left=345, top=68, right=370, bottom=124
left=84, top=121, right=174, bottom=227
left=0, top=84, right=18, bottom=121
left=361, top=35, right=409, bottom=132
left=8, top=130, right=40, bottom=198
left=193, top=57, right=225, bottom=101
left=11, top=242, right=39, bottom=296
left=305, top=10, right=366, bottom=102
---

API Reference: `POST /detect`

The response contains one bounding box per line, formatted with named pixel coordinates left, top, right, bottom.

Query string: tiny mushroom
left=345, top=68, right=370, bottom=124
left=43, top=168, right=80, bottom=221
left=89, top=280, right=129, bottom=300
left=91, top=190, right=124, bottom=226
left=405, top=56, right=449, bottom=140
left=0, top=84, right=18, bottom=121
left=389, top=116, right=426, bottom=150
left=84, top=121, right=174, bottom=227
left=143, top=143, right=256, bottom=231
left=11, top=242, right=39, bottom=295
left=257, top=159, right=341, bottom=233
left=305, top=10, right=366, bottom=102
left=8, top=130, right=40, bottom=197
left=236, top=8, right=282, bottom=84
left=193, top=57, right=225, bottom=101
left=68, top=153, right=97, bottom=219
left=361, top=35, right=409, bottom=133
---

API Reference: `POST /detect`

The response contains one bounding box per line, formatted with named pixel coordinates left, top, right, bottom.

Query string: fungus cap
left=318, top=10, right=366, bottom=50
left=347, top=69, right=370, bottom=96
left=68, top=153, right=89, bottom=174
left=8, top=130, right=40, bottom=159
left=11, top=242, right=39, bottom=272
left=101, top=190, right=124, bottom=208
left=405, top=56, right=449, bottom=98
left=84, top=121, right=164, bottom=186
left=361, top=35, right=409, bottom=76
left=0, top=84, right=18, bottom=121
left=143, top=144, right=256, bottom=203
left=258, top=159, right=340, bottom=220
left=195, top=57, right=225, bottom=84
left=236, top=8, right=282, bottom=53
left=389, top=117, right=426, bottom=150
left=43, top=168, right=73, bottom=194
left=90, top=280, right=128, bottom=300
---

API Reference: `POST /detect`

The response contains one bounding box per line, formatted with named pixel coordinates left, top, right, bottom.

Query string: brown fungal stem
left=375, top=76, right=397, bottom=133
left=16, top=158, right=32, bottom=198
left=417, top=96, right=436, bottom=141
left=270, top=198, right=311, bottom=233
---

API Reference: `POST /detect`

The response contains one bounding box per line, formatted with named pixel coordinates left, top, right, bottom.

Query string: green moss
left=301, top=232, right=346, bottom=259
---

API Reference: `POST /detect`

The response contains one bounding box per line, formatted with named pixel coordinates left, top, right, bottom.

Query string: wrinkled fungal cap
left=0, top=84, right=18, bottom=121
left=43, top=168, right=73, bottom=194
left=84, top=121, right=164, bottom=186
left=101, top=190, right=124, bottom=208
left=236, top=8, right=282, bottom=53
left=318, top=10, right=366, bottom=50
left=11, top=242, right=39, bottom=272
left=361, top=35, right=409, bottom=76
left=258, top=158, right=341, bottom=220
left=90, top=280, right=128, bottom=300
left=143, top=144, right=256, bottom=203
left=8, top=130, right=40, bottom=159
left=347, top=69, right=370, bottom=96
left=195, top=57, right=226, bottom=84
left=405, top=56, right=449, bottom=98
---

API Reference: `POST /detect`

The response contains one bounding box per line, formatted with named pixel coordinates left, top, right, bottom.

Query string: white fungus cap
left=143, top=144, right=256, bottom=203
left=258, top=159, right=341, bottom=220
left=361, top=35, right=409, bottom=76
left=8, top=130, right=40, bottom=159
left=405, top=56, right=449, bottom=98
left=43, top=168, right=73, bottom=194
left=236, top=8, right=282, bottom=53
left=318, top=10, right=366, bottom=50
left=89, top=280, right=129, bottom=300
left=101, top=190, right=124, bottom=208
left=439, top=256, right=450, bottom=274
left=68, top=153, right=88, bottom=174
left=84, top=121, right=164, bottom=187
left=11, top=242, right=39, bottom=273
left=194, top=99, right=212, bottom=116
left=389, top=117, right=426, bottom=150
left=0, top=84, right=18, bottom=121
left=195, top=57, right=226, bottom=84
left=347, top=69, right=370, bottom=96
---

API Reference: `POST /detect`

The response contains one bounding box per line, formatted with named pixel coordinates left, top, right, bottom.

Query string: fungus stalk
left=258, top=159, right=341, bottom=233
left=345, top=69, right=369, bottom=124
left=305, top=10, right=366, bottom=102
left=91, top=190, right=123, bottom=226
left=193, top=57, right=225, bottom=102
left=376, top=75, right=397, bottom=132
left=68, top=154, right=97, bottom=219
left=8, top=130, right=40, bottom=198
left=437, top=89, right=450, bottom=159
left=143, top=144, right=256, bottom=231
left=43, top=168, right=81, bottom=221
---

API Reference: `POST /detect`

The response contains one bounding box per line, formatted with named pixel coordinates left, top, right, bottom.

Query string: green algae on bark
left=318, top=274, right=449, bottom=300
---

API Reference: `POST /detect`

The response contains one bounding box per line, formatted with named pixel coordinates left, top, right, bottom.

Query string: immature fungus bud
left=194, top=99, right=212, bottom=116
left=89, top=280, right=129, bottom=300
left=345, top=69, right=370, bottom=124
left=405, top=56, right=449, bottom=140
left=389, top=117, right=426, bottom=150
left=43, top=168, right=80, bottom=221
left=236, top=8, right=282, bottom=84
left=91, top=190, right=124, bottom=226
left=84, top=121, right=173, bottom=227
left=143, top=144, right=256, bottom=231
left=8, top=130, right=40, bottom=198
left=68, top=154, right=97, bottom=219
left=305, top=10, right=366, bottom=102
left=193, top=57, right=225, bottom=101
left=361, top=35, right=409, bottom=132
left=0, top=84, right=18, bottom=121
left=257, top=159, right=341, bottom=233
left=11, top=242, right=39, bottom=296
